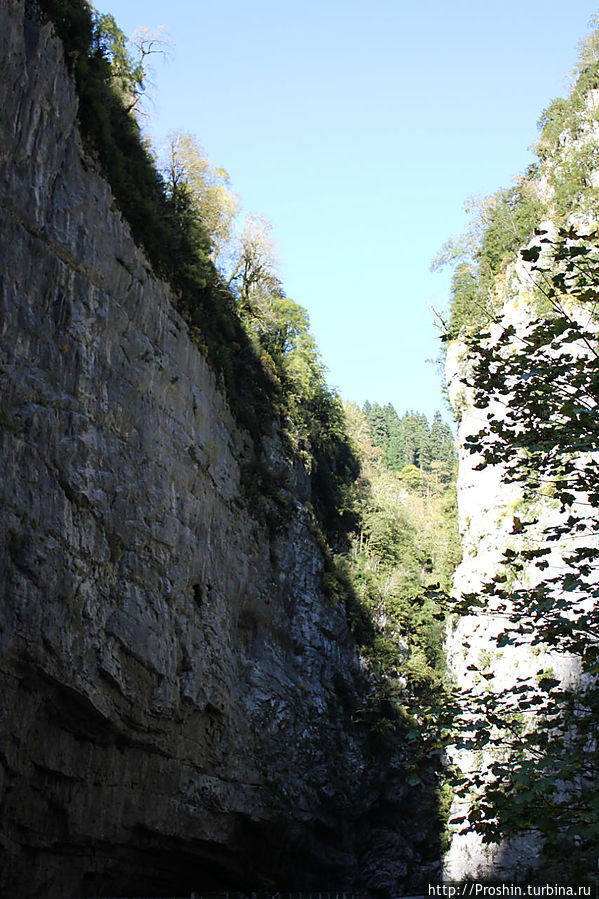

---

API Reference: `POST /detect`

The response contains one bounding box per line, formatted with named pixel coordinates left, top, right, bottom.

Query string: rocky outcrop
left=0, top=2, right=437, bottom=895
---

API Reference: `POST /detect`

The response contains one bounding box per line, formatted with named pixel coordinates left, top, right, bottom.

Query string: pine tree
left=363, top=402, right=390, bottom=450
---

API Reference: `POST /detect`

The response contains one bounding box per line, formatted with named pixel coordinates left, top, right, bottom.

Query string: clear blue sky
left=95, top=0, right=598, bottom=421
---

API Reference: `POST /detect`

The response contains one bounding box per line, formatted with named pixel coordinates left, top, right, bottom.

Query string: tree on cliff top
left=164, top=132, right=240, bottom=266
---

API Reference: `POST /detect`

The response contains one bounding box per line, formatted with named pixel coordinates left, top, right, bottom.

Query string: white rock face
left=443, top=240, right=590, bottom=881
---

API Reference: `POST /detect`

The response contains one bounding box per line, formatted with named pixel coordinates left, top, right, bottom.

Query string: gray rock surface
left=0, top=2, right=439, bottom=896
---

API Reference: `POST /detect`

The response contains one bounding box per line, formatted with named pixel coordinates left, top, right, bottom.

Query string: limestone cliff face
left=444, top=238, right=592, bottom=880
left=440, top=47, right=599, bottom=879
left=444, top=325, right=545, bottom=880
left=0, top=2, right=432, bottom=896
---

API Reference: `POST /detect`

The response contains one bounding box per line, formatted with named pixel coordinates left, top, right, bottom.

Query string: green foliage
left=535, top=33, right=599, bottom=222
left=550, top=142, right=599, bottom=217
left=303, top=388, right=360, bottom=544
left=536, top=96, right=572, bottom=157
left=227, top=222, right=360, bottom=544
left=342, top=404, right=460, bottom=772
left=446, top=262, right=490, bottom=334
left=323, top=553, right=375, bottom=644
left=93, top=12, right=143, bottom=108
left=164, top=132, right=239, bottom=265
left=433, top=184, right=548, bottom=337
left=324, top=405, right=459, bottom=846
left=436, top=20, right=599, bottom=868
left=479, top=186, right=545, bottom=275
left=453, top=227, right=599, bottom=882
left=363, top=404, right=456, bottom=488
left=537, top=60, right=599, bottom=162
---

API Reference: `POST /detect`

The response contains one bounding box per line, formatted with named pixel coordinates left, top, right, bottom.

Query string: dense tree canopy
left=362, top=404, right=455, bottom=489
left=339, top=404, right=459, bottom=770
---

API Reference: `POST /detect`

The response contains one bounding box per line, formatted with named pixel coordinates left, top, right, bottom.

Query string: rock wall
left=439, top=38, right=599, bottom=880
left=0, top=2, right=435, bottom=895
left=443, top=239, right=589, bottom=880
left=444, top=321, right=540, bottom=880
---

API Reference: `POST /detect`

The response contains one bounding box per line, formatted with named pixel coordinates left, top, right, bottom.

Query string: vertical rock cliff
left=443, top=309, right=573, bottom=880
left=443, top=98, right=599, bottom=878
left=0, top=1, right=439, bottom=895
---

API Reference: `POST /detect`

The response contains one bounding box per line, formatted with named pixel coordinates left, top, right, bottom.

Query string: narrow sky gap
left=94, top=0, right=599, bottom=420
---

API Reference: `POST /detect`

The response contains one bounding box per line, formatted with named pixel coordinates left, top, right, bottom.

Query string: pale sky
left=94, top=0, right=599, bottom=421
